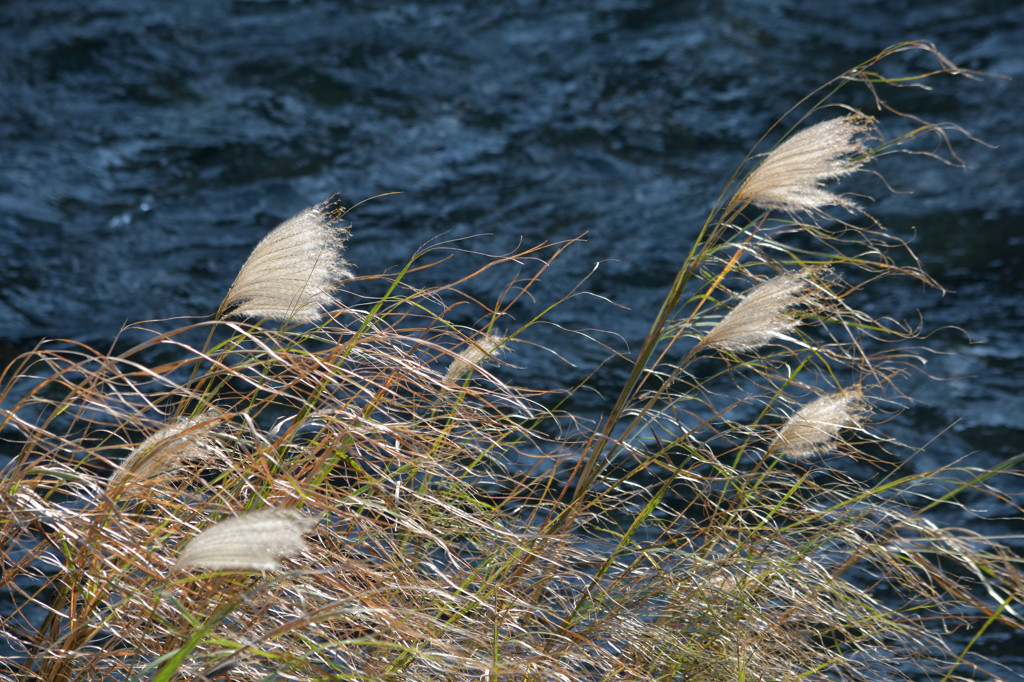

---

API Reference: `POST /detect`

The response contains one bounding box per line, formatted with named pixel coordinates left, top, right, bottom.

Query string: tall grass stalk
left=1, top=41, right=1021, bottom=681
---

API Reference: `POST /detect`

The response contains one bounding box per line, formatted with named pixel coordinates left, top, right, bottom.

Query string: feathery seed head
left=736, top=113, right=878, bottom=214
left=700, top=269, right=822, bottom=353
left=768, top=387, right=870, bottom=459
left=174, top=508, right=316, bottom=572
left=445, top=333, right=507, bottom=383
left=110, top=409, right=224, bottom=491
left=219, top=195, right=353, bottom=323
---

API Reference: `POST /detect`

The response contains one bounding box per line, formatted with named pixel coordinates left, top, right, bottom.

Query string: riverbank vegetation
left=2, top=42, right=1021, bottom=681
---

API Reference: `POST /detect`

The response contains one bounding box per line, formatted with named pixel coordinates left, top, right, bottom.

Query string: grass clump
left=1, top=41, right=1022, bottom=681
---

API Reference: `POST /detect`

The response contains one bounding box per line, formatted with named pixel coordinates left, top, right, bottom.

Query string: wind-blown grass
left=1, top=41, right=1021, bottom=681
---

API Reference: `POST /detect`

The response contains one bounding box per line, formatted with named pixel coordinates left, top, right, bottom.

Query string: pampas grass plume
left=174, top=509, right=315, bottom=572
left=110, top=410, right=223, bottom=491
left=768, top=387, right=870, bottom=459
left=737, top=113, right=878, bottom=214
left=699, top=269, right=820, bottom=352
left=444, top=333, right=506, bottom=383
left=219, top=195, right=353, bottom=323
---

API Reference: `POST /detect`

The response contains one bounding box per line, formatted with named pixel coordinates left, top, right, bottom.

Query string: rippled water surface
left=2, top=0, right=1023, bottom=677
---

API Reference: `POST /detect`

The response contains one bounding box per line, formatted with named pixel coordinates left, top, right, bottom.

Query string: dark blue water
left=2, top=0, right=1022, bottom=677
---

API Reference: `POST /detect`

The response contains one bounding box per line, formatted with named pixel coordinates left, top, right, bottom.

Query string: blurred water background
left=1, top=0, right=1022, bottom=677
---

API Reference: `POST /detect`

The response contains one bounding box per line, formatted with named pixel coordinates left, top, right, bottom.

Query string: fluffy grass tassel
left=174, top=509, right=315, bottom=572
left=736, top=113, right=878, bottom=214
left=219, top=195, right=353, bottom=323
left=768, top=387, right=870, bottom=459
left=109, top=410, right=223, bottom=491
left=445, top=333, right=506, bottom=383
left=699, top=269, right=820, bottom=352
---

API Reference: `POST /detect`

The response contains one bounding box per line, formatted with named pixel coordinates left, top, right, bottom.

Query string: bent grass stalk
left=1, top=41, right=1021, bottom=681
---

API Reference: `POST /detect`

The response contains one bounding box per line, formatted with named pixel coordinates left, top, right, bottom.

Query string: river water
left=2, top=0, right=1022, bottom=677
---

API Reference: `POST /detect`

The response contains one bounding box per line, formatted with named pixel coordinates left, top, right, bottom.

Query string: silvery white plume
left=736, top=113, right=878, bottom=215
left=219, top=195, right=353, bottom=323
left=174, top=508, right=316, bottom=572
left=110, top=409, right=223, bottom=492
left=768, top=388, right=870, bottom=459
left=699, top=269, right=821, bottom=353
left=444, top=333, right=507, bottom=383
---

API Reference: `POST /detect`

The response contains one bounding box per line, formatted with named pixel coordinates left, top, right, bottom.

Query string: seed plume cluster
left=175, top=509, right=316, bottom=572
left=219, top=194, right=353, bottom=323
left=768, top=388, right=871, bottom=459
left=736, top=113, right=878, bottom=214
left=700, top=269, right=824, bottom=353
